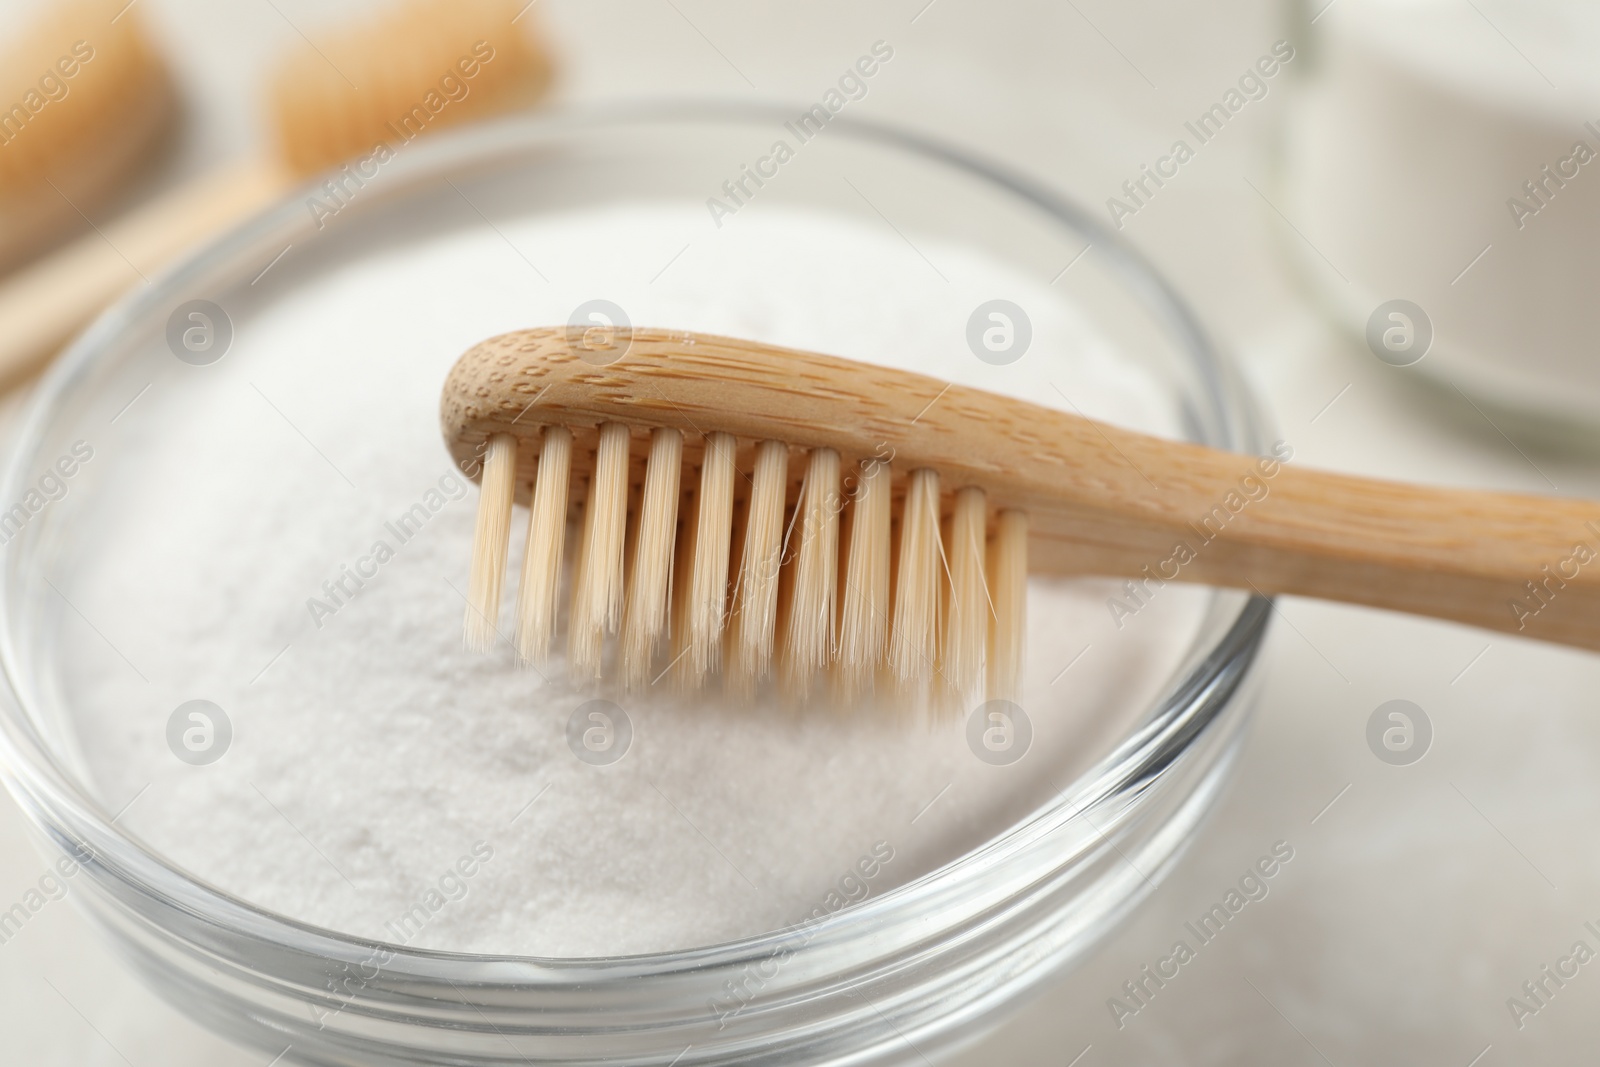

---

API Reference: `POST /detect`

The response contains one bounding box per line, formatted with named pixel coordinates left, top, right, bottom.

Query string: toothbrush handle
left=0, top=160, right=289, bottom=391
left=1096, top=456, right=1600, bottom=652
left=442, top=327, right=1600, bottom=652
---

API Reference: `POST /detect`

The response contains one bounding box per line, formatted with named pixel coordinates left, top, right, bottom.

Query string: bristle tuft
left=988, top=509, right=1029, bottom=702
left=0, top=0, right=174, bottom=271
left=267, top=0, right=555, bottom=175
left=727, top=440, right=789, bottom=689
left=464, top=409, right=1031, bottom=708
left=781, top=449, right=842, bottom=694
left=514, top=425, right=572, bottom=664
left=888, top=468, right=942, bottom=692
left=620, top=428, right=684, bottom=686
left=568, top=423, right=631, bottom=679
left=464, top=433, right=517, bottom=651
left=837, top=459, right=891, bottom=693
left=677, top=432, right=737, bottom=687
left=941, top=486, right=989, bottom=702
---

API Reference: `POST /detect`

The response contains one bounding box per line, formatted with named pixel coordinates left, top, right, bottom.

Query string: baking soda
left=61, top=202, right=1213, bottom=956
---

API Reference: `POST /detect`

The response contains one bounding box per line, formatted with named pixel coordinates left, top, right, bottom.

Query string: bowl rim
left=0, top=99, right=1272, bottom=980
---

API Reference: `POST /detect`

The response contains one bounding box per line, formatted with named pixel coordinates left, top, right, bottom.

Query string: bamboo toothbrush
left=443, top=327, right=1600, bottom=704
left=0, top=0, right=175, bottom=274
left=0, top=0, right=554, bottom=391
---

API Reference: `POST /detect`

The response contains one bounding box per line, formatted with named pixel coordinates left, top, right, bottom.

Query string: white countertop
left=5, top=0, right=1600, bottom=1063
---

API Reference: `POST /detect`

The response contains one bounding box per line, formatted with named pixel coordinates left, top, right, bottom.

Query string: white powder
left=57, top=201, right=1214, bottom=956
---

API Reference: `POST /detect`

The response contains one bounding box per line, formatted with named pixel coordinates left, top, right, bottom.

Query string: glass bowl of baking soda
left=0, top=102, right=1270, bottom=1066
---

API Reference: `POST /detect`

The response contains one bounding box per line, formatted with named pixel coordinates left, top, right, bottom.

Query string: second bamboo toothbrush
left=0, top=0, right=554, bottom=391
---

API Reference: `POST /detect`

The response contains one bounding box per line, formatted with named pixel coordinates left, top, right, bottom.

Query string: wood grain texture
left=441, top=327, right=1600, bottom=652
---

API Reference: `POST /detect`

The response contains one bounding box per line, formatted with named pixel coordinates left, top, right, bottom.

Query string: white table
left=4, top=1, right=1597, bottom=1063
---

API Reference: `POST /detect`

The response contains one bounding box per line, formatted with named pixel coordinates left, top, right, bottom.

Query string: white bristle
left=836, top=458, right=891, bottom=690
left=781, top=448, right=842, bottom=693
left=464, top=433, right=518, bottom=651
left=678, top=432, right=737, bottom=686
left=513, top=425, right=572, bottom=664
left=568, top=423, right=631, bottom=679
left=669, top=480, right=701, bottom=684
left=988, top=508, right=1028, bottom=702
left=728, top=440, right=790, bottom=686
left=888, top=468, right=943, bottom=690
left=620, top=428, right=684, bottom=686
left=942, top=486, right=989, bottom=701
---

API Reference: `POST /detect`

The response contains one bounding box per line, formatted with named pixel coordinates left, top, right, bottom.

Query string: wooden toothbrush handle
left=955, top=391, right=1600, bottom=653
left=443, top=327, right=1600, bottom=653
left=1055, top=452, right=1600, bottom=652
left=0, top=159, right=291, bottom=391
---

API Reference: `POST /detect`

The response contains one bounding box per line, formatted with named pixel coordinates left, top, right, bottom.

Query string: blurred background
left=4, top=0, right=1600, bottom=1062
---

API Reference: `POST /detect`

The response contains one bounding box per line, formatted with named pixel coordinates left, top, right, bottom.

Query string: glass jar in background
left=1282, top=0, right=1600, bottom=434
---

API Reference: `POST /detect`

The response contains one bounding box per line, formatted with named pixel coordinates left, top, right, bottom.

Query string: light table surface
left=2, top=1, right=1597, bottom=1063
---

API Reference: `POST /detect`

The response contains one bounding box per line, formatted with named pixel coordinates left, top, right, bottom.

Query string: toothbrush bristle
left=887, top=468, right=943, bottom=695
left=0, top=0, right=175, bottom=272
left=988, top=509, right=1029, bottom=703
left=567, top=423, right=630, bottom=680
left=463, top=427, right=1027, bottom=711
left=463, top=433, right=517, bottom=651
left=620, top=429, right=684, bottom=687
left=942, top=486, right=990, bottom=701
left=268, top=0, right=555, bottom=176
left=727, top=441, right=789, bottom=689
left=837, top=459, right=892, bottom=695
left=514, top=425, right=571, bottom=664
left=780, top=449, right=842, bottom=696
left=674, top=432, right=738, bottom=687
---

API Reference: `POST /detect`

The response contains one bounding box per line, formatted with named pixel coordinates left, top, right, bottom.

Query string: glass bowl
left=0, top=103, right=1271, bottom=1066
